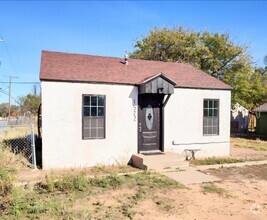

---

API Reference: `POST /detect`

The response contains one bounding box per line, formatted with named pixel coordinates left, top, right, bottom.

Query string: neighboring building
left=254, top=103, right=267, bottom=137
left=39, top=50, right=232, bottom=169
left=231, top=103, right=249, bottom=134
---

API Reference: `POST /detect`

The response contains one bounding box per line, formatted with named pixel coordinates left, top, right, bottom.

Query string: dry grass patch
left=191, top=157, right=246, bottom=166
left=0, top=143, right=29, bottom=172
left=232, top=137, right=267, bottom=151
left=0, top=127, right=30, bottom=140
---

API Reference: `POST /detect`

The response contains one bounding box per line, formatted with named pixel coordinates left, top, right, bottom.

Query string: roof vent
left=124, top=53, right=129, bottom=65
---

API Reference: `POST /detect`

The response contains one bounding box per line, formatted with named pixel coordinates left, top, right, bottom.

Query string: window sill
left=203, top=134, right=219, bottom=136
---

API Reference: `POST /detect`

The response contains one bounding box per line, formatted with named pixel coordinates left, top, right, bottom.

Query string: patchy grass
left=91, top=163, right=138, bottom=175
left=190, top=157, right=246, bottom=166
left=1, top=171, right=184, bottom=219
left=202, top=183, right=231, bottom=197
left=231, top=137, right=267, bottom=151
left=207, top=164, right=267, bottom=181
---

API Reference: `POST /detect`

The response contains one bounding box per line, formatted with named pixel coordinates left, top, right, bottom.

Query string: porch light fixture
left=157, top=87, right=164, bottom=93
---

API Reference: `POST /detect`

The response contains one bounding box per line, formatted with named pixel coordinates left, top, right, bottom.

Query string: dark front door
left=138, top=94, right=163, bottom=152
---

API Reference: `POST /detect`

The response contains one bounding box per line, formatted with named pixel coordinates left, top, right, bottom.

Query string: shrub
left=0, top=169, right=14, bottom=196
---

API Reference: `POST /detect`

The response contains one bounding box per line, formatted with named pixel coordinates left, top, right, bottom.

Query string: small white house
left=40, top=50, right=231, bottom=169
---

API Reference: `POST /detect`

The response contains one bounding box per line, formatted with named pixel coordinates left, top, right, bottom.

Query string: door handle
left=139, top=123, right=142, bottom=132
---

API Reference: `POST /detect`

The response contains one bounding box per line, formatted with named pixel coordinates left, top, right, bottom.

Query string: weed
left=202, top=183, right=231, bottom=197
left=191, top=157, right=246, bottom=166
left=90, top=174, right=125, bottom=189
left=0, top=143, right=28, bottom=171
left=36, top=172, right=88, bottom=193
left=0, top=168, right=14, bottom=196
left=121, top=204, right=136, bottom=219
left=91, top=164, right=138, bottom=175
left=153, top=196, right=176, bottom=213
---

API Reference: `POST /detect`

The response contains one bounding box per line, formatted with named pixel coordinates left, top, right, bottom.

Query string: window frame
left=203, top=99, right=220, bottom=136
left=82, top=94, right=106, bottom=140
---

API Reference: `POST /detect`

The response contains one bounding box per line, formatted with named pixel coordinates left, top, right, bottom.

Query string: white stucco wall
left=164, top=88, right=231, bottom=157
left=42, top=81, right=231, bottom=168
left=42, top=81, right=138, bottom=169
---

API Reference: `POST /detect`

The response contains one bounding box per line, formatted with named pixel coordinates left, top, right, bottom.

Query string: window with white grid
left=203, top=99, right=219, bottom=135
left=82, top=95, right=105, bottom=139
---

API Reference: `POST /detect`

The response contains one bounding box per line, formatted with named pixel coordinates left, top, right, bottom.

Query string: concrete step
left=131, top=151, right=189, bottom=171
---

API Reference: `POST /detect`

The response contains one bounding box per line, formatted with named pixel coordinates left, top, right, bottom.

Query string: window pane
left=203, top=117, right=208, bottom=126
left=83, top=118, right=90, bottom=127
left=98, top=107, right=104, bottom=116
left=83, top=107, right=90, bottom=116
left=214, top=101, right=218, bottom=108
left=83, top=96, right=90, bottom=105
left=209, top=100, right=213, bottom=108
left=203, top=127, right=208, bottom=134
left=91, top=96, right=97, bottom=106
left=204, top=100, right=208, bottom=108
left=98, top=96, right=104, bottom=106
left=204, top=109, right=208, bottom=117
left=90, top=118, right=97, bottom=127
left=91, top=107, right=97, bottom=116
left=97, top=118, right=104, bottom=128
left=213, top=127, right=218, bottom=135
left=209, top=109, right=213, bottom=117
left=208, top=127, right=212, bottom=134
left=214, top=109, right=218, bottom=117
left=91, top=128, right=97, bottom=138
left=83, top=129, right=90, bottom=138
left=98, top=128, right=104, bottom=138
left=212, top=118, right=216, bottom=126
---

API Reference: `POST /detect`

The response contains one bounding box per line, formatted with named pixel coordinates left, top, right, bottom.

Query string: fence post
left=31, top=124, right=37, bottom=169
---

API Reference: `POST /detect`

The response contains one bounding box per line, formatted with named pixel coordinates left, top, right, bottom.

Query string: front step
left=131, top=151, right=189, bottom=171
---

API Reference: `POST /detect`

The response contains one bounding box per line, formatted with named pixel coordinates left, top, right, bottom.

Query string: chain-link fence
left=0, top=117, right=38, bottom=169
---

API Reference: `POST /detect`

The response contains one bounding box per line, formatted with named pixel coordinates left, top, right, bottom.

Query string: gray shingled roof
left=254, top=103, right=267, bottom=112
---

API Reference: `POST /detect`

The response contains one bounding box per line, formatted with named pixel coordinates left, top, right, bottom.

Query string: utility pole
left=6, top=76, right=18, bottom=125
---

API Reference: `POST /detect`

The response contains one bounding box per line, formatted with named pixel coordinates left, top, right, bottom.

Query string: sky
left=0, top=1, right=266, bottom=104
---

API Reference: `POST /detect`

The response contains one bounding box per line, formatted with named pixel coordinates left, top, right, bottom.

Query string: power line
left=0, top=81, right=40, bottom=84
left=0, top=89, right=18, bottom=103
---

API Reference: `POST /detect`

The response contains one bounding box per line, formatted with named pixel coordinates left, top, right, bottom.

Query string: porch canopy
left=138, top=73, right=176, bottom=95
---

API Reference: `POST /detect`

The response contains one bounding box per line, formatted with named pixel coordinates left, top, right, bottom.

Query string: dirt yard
left=10, top=165, right=267, bottom=220
left=3, top=138, right=267, bottom=219
left=230, top=137, right=267, bottom=160
left=67, top=165, right=267, bottom=220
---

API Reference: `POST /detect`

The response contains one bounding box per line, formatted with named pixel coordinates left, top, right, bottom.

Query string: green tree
left=18, top=93, right=41, bottom=115
left=0, top=103, right=19, bottom=117
left=130, top=27, right=266, bottom=108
